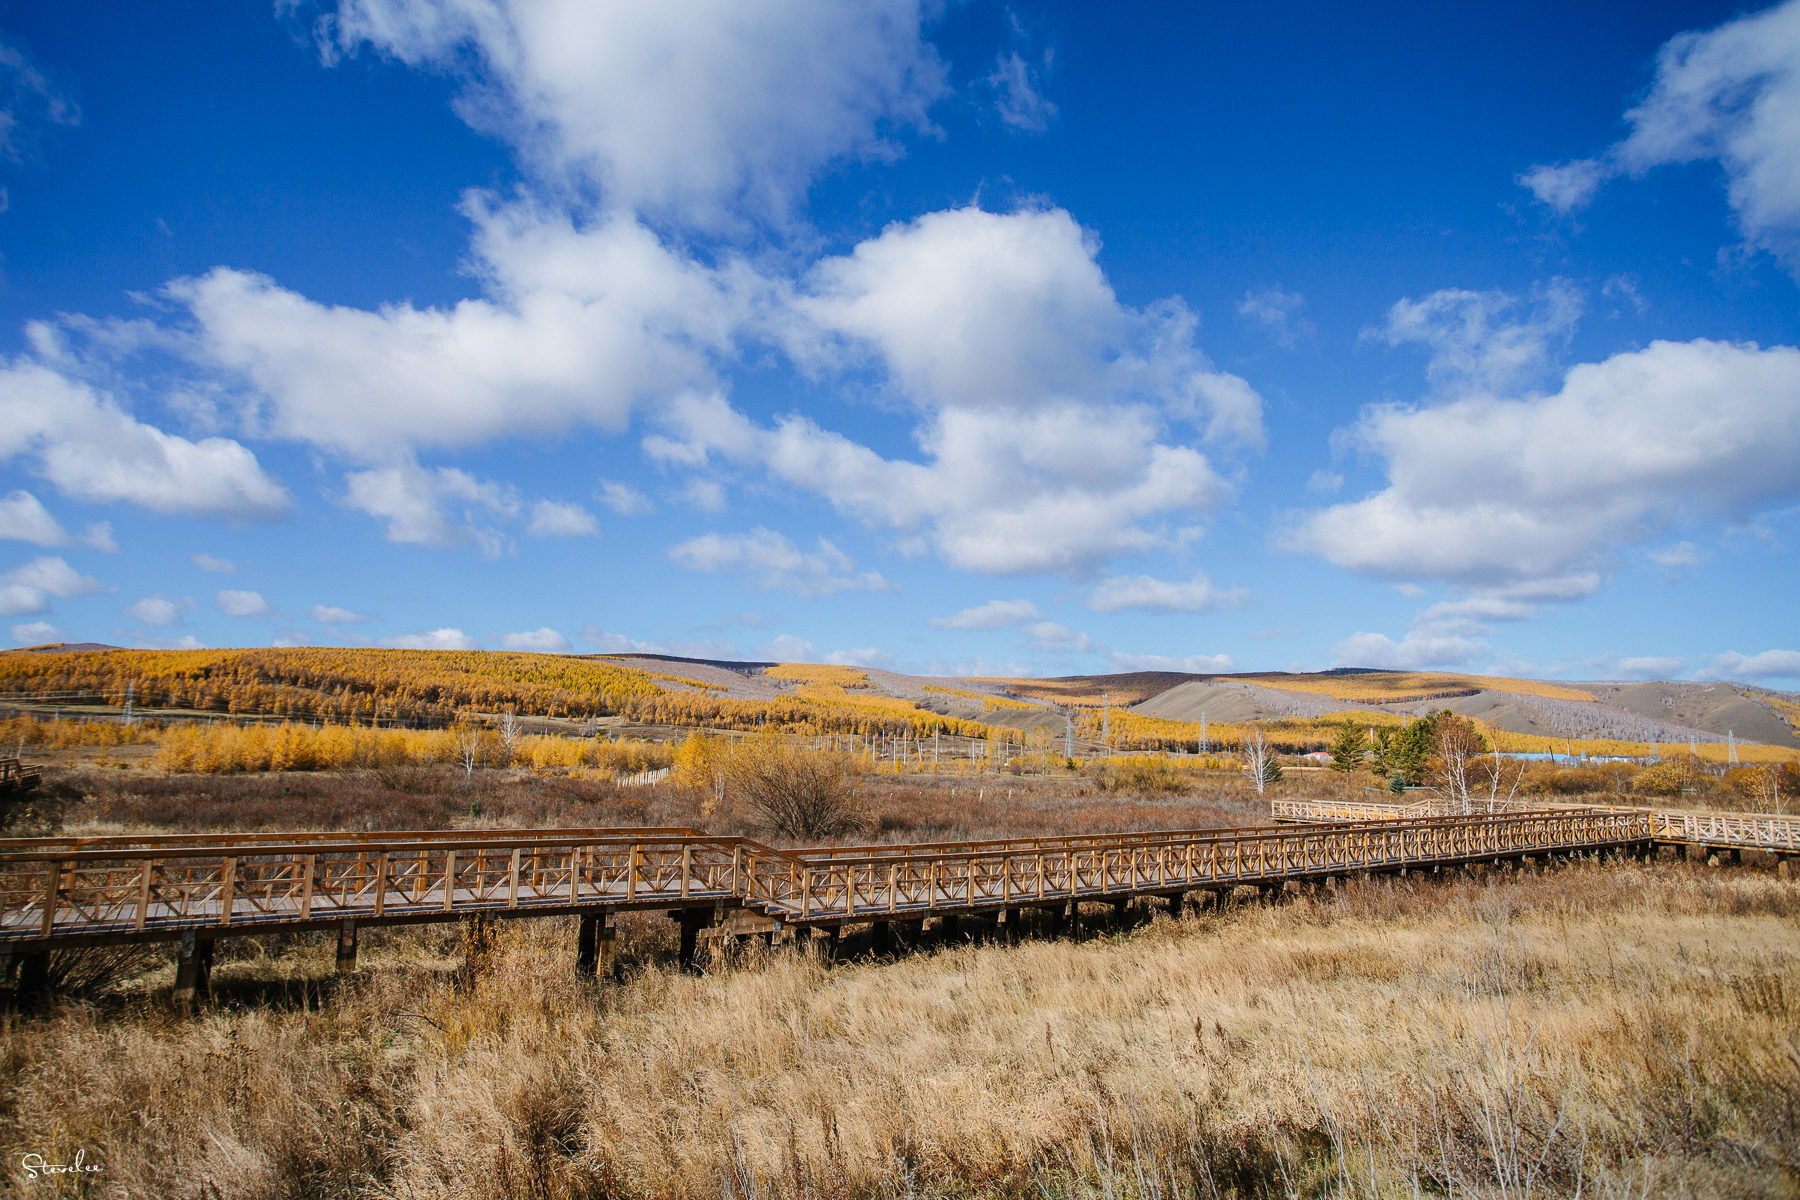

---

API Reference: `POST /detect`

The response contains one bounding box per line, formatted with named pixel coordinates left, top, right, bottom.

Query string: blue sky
left=0, top=0, right=1796, bottom=686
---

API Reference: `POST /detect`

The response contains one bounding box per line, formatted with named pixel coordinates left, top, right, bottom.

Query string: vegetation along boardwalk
left=0, top=805, right=1724, bottom=1005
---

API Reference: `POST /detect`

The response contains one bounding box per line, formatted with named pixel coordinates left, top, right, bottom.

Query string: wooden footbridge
left=1, top=805, right=1672, bottom=1004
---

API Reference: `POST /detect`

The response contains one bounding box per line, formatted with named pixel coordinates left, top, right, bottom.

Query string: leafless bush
left=724, top=734, right=867, bottom=839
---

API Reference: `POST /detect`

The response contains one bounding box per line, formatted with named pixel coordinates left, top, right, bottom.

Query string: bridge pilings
left=173, top=931, right=213, bottom=1011
left=335, top=920, right=359, bottom=974
left=576, top=910, right=616, bottom=976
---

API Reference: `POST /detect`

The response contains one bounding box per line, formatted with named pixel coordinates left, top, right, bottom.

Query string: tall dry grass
left=3, top=860, right=1796, bottom=1198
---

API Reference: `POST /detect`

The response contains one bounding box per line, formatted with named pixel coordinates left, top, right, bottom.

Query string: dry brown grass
left=4, top=860, right=1797, bottom=1198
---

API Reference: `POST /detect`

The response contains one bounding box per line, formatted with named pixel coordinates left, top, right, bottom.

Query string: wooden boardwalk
left=3, top=807, right=1659, bottom=1000
left=1271, top=797, right=1800, bottom=856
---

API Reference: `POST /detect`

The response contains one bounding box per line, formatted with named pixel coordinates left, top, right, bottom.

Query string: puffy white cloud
left=988, top=50, right=1055, bottom=132
left=645, top=207, right=1260, bottom=577
left=824, top=646, right=895, bottom=669
left=0, top=556, right=109, bottom=617
left=499, top=626, right=572, bottom=652
left=755, top=633, right=814, bottom=660
left=1286, top=334, right=1800, bottom=590
left=383, top=627, right=479, bottom=650
left=342, top=462, right=518, bottom=554
left=1648, top=542, right=1699, bottom=567
left=668, top=527, right=891, bottom=597
left=1696, top=648, right=1800, bottom=681
left=1521, top=1, right=1800, bottom=272
left=0, top=359, right=287, bottom=521
left=1615, top=655, right=1686, bottom=679
left=0, top=490, right=67, bottom=546
left=1366, top=280, right=1581, bottom=397
left=216, top=589, right=276, bottom=618
left=926, top=599, right=1042, bottom=630
left=596, top=479, right=652, bottom=515
left=191, top=553, right=236, bottom=574
left=171, top=205, right=745, bottom=461
left=1087, top=573, right=1246, bottom=614
left=1331, top=630, right=1483, bottom=671
left=123, top=594, right=192, bottom=628
left=10, top=620, right=60, bottom=645
left=311, top=604, right=369, bottom=624
left=526, top=499, right=598, bottom=537
left=324, top=0, right=946, bottom=229
left=1107, top=651, right=1236, bottom=673
left=1025, top=621, right=1093, bottom=653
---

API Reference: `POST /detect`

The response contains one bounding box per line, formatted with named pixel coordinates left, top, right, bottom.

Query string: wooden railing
left=1271, top=797, right=1800, bottom=852
left=2, top=808, right=1653, bottom=951
left=0, top=759, right=39, bottom=793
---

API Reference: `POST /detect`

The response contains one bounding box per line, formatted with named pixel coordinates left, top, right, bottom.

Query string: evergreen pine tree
left=1329, top=719, right=1368, bottom=773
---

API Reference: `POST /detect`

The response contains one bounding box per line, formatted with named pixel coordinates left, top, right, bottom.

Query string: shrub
left=722, top=732, right=866, bottom=839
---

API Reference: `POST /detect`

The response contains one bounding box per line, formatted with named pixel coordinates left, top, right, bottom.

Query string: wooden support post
left=1676, top=844, right=1688, bottom=862
left=12, top=949, right=48, bottom=1008
left=871, top=920, right=892, bottom=954
left=817, top=924, right=841, bottom=963
left=1780, top=856, right=1795, bottom=882
left=677, top=911, right=709, bottom=972
left=1110, top=897, right=1129, bottom=922
left=173, top=931, right=212, bottom=1010
left=577, top=911, right=600, bottom=975
left=1065, top=900, right=1081, bottom=939
left=335, top=920, right=359, bottom=974
left=1730, top=848, right=1743, bottom=866
left=939, top=913, right=959, bottom=941
left=1001, top=907, right=1021, bottom=946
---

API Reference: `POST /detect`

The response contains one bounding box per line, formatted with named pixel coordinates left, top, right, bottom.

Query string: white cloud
left=342, top=462, right=518, bottom=553
left=1025, top=621, right=1093, bottom=653
left=0, top=38, right=79, bottom=158
left=1286, top=335, right=1800, bottom=591
left=1649, top=542, right=1699, bottom=567
left=825, top=646, right=896, bottom=669
left=311, top=604, right=369, bottom=624
left=1087, top=573, right=1246, bottom=614
left=500, top=626, right=572, bottom=652
left=1695, top=648, right=1800, bottom=681
left=324, top=0, right=946, bottom=230
left=926, top=599, right=1042, bottom=630
left=1331, top=630, right=1483, bottom=671
left=526, top=499, right=598, bottom=537
left=123, top=594, right=192, bottom=628
left=1615, top=655, right=1686, bottom=679
left=668, top=527, right=891, bottom=597
left=755, top=633, right=814, bottom=660
left=1107, top=651, right=1236, bottom=674
left=0, top=490, right=66, bottom=546
left=579, top=624, right=740, bottom=659
left=0, top=358, right=287, bottom=521
left=1237, top=286, right=1310, bottom=344
left=120, top=632, right=208, bottom=651
left=170, top=206, right=744, bottom=461
left=988, top=50, right=1056, bottom=132
left=10, top=620, right=60, bottom=645
left=216, top=589, right=275, bottom=618
left=1520, top=0, right=1800, bottom=273
left=642, top=206, right=1262, bottom=577
left=383, top=627, right=479, bottom=650
left=597, top=479, right=652, bottom=515
left=1305, top=470, right=1343, bottom=495
left=0, top=556, right=109, bottom=617
left=1366, top=280, right=1581, bottom=397
left=191, top=552, right=236, bottom=574
left=271, top=629, right=314, bottom=648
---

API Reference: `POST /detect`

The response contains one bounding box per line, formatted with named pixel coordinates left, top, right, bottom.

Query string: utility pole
left=1102, top=692, right=1110, bottom=756
left=1064, top=709, right=1073, bottom=760
left=1200, top=711, right=1207, bottom=753
left=122, top=680, right=134, bottom=727
left=1729, top=730, right=1738, bottom=764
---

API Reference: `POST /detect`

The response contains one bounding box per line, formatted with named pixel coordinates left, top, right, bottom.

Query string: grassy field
left=2, top=845, right=1794, bottom=1199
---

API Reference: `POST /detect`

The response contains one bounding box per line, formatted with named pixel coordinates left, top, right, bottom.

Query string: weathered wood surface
left=1, top=809, right=1652, bottom=950
left=1271, top=797, right=1800, bottom=852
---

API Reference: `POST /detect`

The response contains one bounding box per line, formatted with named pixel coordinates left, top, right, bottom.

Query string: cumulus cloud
left=1087, top=573, right=1246, bottom=614
left=926, top=599, right=1042, bottom=630
left=123, top=594, right=192, bottom=628
left=1286, top=321, right=1800, bottom=592
left=382, top=627, right=479, bottom=650
left=342, top=462, right=518, bottom=555
left=1331, top=630, right=1483, bottom=671
left=824, top=646, right=895, bottom=669
left=1695, top=648, right=1800, bottom=681
left=0, top=556, right=109, bottom=617
left=0, top=490, right=67, bottom=546
left=1107, top=651, right=1235, bottom=673
left=597, top=479, right=652, bottom=515
left=191, top=552, right=236, bottom=574
left=216, top=589, right=277, bottom=618
left=1615, top=655, right=1686, bottom=679
left=323, top=0, right=946, bottom=229
left=755, top=633, right=813, bottom=660
left=499, top=626, right=572, bottom=652
left=1366, top=280, right=1581, bottom=397
left=1520, top=0, right=1800, bottom=273
left=526, top=499, right=598, bottom=537
left=0, top=359, right=287, bottom=522
left=647, top=206, right=1261, bottom=577
left=1025, top=621, right=1093, bottom=653
left=668, top=527, right=891, bottom=597
left=10, top=620, right=60, bottom=645
left=310, top=604, right=368, bottom=624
